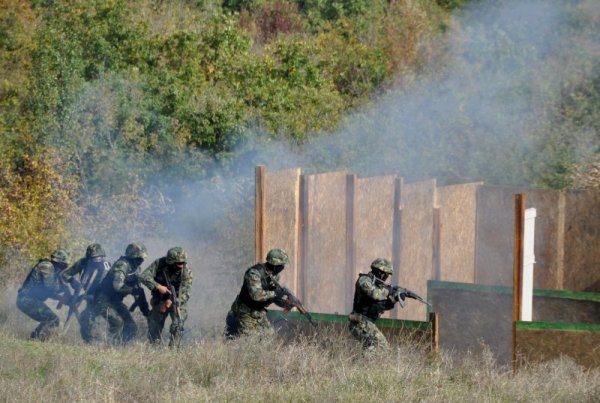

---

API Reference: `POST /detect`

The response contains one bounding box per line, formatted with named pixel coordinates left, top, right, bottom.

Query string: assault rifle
left=162, top=272, right=182, bottom=348
left=373, top=277, right=431, bottom=308
left=128, top=284, right=150, bottom=317
left=269, top=276, right=317, bottom=327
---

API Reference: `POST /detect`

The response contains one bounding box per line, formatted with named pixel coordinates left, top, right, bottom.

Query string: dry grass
left=1, top=290, right=599, bottom=403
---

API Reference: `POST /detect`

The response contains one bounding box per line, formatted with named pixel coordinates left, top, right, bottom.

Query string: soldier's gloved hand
left=274, top=287, right=287, bottom=301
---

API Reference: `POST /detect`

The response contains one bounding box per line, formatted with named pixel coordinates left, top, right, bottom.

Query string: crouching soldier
left=348, top=258, right=397, bottom=353
left=92, top=242, right=149, bottom=345
left=225, top=248, right=290, bottom=338
left=60, top=243, right=111, bottom=343
left=140, top=247, right=192, bottom=347
left=16, top=250, right=71, bottom=341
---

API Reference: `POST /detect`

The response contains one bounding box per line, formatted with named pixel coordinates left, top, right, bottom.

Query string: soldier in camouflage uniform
left=90, top=242, right=148, bottom=345
left=140, top=247, right=193, bottom=347
left=60, top=243, right=111, bottom=343
left=16, top=250, right=71, bottom=341
left=348, top=258, right=398, bottom=352
left=225, top=248, right=290, bottom=338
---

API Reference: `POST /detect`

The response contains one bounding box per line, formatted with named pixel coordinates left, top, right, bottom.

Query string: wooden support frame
left=255, top=165, right=267, bottom=263
left=346, top=174, right=356, bottom=311
left=433, top=207, right=441, bottom=281
left=512, top=193, right=526, bottom=371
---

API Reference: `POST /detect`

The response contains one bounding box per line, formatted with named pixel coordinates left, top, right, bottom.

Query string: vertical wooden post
left=299, top=174, right=309, bottom=303
left=346, top=174, right=356, bottom=311
left=391, top=176, right=403, bottom=319
left=556, top=190, right=566, bottom=290
left=432, top=207, right=441, bottom=281
left=512, top=193, right=526, bottom=371
left=255, top=165, right=266, bottom=263
left=429, top=311, right=440, bottom=353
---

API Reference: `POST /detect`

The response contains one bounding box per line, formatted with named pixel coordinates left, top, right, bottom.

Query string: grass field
left=1, top=289, right=598, bottom=403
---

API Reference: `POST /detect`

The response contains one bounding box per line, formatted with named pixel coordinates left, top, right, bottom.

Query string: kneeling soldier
left=16, top=250, right=71, bottom=341
left=348, top=258, right=397, bottom=353
left=225, top=248, right=290, bottom=338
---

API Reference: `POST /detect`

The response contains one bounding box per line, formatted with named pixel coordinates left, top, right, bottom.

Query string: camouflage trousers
left=348, top=313, right=389, bottom=352
left=225, top=302, right=273, bottom=339
left=147, top=302, right=187, bottom=347
left=85, top=293, right=138, bottom=345
left=78, top=297, right=100, bottom=343
left=16, top=293, right=60, bottom=341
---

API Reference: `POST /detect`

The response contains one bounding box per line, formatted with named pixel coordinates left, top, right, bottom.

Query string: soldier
left=60, top=243, right=111, bottom=343
left=91, top=242, right=149, bottom=345
left=225, top=248, right=290, bottom=338
left=348, top=258, right=398, bottom=352
left=16, top=250, right=71, bottom=341
left=140, top=247, right=192, bottom=347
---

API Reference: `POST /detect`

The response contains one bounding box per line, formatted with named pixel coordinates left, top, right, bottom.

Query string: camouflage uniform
left=348, top=258, right=397, bottom=352
left=60, top=243, right=111, bottom=343
left=140, top=247, right=193, bottom=347
left=16, top=250, right=70, bottom=341
left=225, top=248, right=289, bottom=338
left=90, top=243, right=148, bottom=345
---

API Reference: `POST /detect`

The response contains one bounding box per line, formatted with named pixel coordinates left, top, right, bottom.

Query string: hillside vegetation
left=1, top=0, right=599, bottom=278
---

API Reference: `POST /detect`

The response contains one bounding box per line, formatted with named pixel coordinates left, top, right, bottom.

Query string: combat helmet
left=50, top=249, right=69, bottom=265
left=166, top=247, right=187, bottom=265
left=371, top=257, right=393, bottom=275
left=266, top=248, right=289, bottom=266
left=125, top=242, right=147, bottom=259
left=86, top=243, right=106, bottom=259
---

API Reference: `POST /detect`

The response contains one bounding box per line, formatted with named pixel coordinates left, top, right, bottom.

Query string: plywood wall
left=354, top=175, right=397, bottom=317
left=302, top=171, right=349, bottom=314
left=265, top=168, right=301, bottom=294
left=398, top=180, right=436, bottom=321
left=563, top=190, right=600, bottom=292
left=436, top=183, right=481, bottom=283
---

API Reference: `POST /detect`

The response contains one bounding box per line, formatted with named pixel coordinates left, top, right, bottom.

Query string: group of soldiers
left=17, top=243, right=412, bottom=351
left=17, top=243, right=192, bottom=347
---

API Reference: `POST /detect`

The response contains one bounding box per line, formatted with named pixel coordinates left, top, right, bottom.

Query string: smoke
left=5, top=0, right=599, bottom=341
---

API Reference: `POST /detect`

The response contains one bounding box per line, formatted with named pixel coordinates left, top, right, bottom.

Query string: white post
left=521, top=208, right=536, bottom=321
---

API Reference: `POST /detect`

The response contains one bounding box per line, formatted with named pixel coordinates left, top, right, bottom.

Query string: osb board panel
left=304, top=172, right=349, bottom=314
left=431, top=287, right=513, bottom=365
left=563, top=190, right=600, bottom=292
left=354, top=175, right=397, bottom=318
left=265, top=168, right=301, bottom=294
left=533, top=297, right=600, bottom=324
left=436, top=183, right=481, bottom=283
left=517, top=329, right=600, bottom=368
left=475, top=186, right=560, bottom=288
left=397, top=180, right=436, bottom=321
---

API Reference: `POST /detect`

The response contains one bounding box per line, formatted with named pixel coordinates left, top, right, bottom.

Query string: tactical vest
left=80, top=258, right=111, bottom=295
left=352, top=273, right=390, bottom=321
left=98, top=256, right=135, bottom=300
left=151, top=257, right=183, bottom=298
left=237, top=264, right=276, bottom=311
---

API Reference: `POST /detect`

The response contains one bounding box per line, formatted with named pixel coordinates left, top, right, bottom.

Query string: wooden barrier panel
left=436, top=183, right=481, bottom=283
left=265, top=168, right=301, bottom=295
left=354, top=175, right=397, bottom=317
left=302, top=171, right=349, bottom=314
left=398, top=180, right=436, bottom=321
left=475, top=186, right=561, bottom=288
left=563, top=189, right=600, bottom=292
left=516, top=322, right=600, bottom=368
